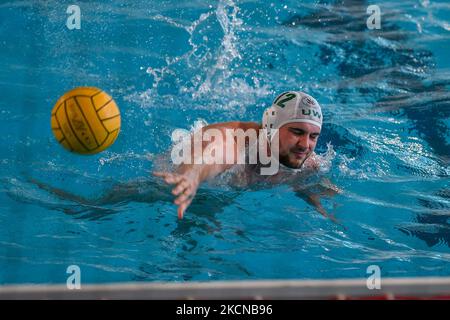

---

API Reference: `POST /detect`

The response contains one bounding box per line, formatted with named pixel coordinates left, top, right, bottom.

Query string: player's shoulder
left=206, top=121, right=260, bottom=131
left=230, top=121, right=261, bottom=131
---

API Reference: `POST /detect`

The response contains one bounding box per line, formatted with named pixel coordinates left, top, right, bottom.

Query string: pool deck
left=1, top=277, right=450, bottom=299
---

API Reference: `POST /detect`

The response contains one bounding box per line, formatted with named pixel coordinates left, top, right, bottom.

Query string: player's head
left=262, top=91, right=322, bottom=169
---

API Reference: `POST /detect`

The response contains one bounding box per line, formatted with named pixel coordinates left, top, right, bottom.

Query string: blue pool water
left=0, top=0, right=449, bottom=284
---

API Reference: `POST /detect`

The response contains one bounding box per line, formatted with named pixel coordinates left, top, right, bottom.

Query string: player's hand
left=153, top=171, right=200, bottom=219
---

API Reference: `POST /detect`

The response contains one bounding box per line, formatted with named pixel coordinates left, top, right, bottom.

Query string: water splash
left=195, top=0, right=243, bottom=97
left=127, top=0, right=270, bottom=114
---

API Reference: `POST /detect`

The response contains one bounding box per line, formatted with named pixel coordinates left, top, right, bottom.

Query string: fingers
left=178, top=207, right=184, bottom=220
left=174, top=187, right=193, bottom=205
left=154, top=171, right=195, bottom=219
left=177, top=197, right=193, bottom=220
left=153, top=171, right=184, bottom=185
left=175, top=188, right=195, bottom=220
left=172, top=179, right=189, bottom=196
left=152, top=171, right=171, bottom=179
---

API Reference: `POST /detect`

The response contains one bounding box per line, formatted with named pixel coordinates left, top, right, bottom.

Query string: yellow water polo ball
left=51, top=87, right=121, bottom=154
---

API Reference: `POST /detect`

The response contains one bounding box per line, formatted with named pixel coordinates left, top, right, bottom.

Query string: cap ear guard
left=262, top=91, right=299, bottom=142
left=262, top=105, right=278, bottom=142
left=262, top=91, right=292, bottom=128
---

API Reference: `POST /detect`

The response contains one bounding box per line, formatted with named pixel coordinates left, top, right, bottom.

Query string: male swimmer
left=154, top=91, right=338, bottom=220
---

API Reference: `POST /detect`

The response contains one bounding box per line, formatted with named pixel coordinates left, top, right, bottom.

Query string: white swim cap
left=262, top=91, right=323, bottom=141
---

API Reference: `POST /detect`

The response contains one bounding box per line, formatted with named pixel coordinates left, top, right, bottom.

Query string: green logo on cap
left=302, top=109, right=321, bottom=119
left=275, top=93, right=296, bottom=108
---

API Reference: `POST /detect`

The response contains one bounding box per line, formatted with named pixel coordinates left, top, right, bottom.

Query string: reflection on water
left=399, top=188, right=450, bottom=247
left=5, top=175, right=241, bottom=224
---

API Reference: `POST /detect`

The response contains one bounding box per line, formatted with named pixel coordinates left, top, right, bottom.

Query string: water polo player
left=154, top=91, right=336, bottom=220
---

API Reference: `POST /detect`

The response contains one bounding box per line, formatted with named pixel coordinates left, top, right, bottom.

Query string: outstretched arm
left=153, top=123, right=239, bottom=219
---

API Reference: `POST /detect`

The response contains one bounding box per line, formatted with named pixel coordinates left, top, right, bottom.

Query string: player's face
left=277, top=122, right=320, bottom=169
